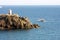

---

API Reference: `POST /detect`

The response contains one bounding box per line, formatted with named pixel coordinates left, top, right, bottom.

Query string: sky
left=0, top=0, right=60, bottom=5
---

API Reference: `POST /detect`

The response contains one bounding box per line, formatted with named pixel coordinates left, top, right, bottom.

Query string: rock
left=33, top=24, right=40, bottom=28
left=0, top=14, right=40, bottom=30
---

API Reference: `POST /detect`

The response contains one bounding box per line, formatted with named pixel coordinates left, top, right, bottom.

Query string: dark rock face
left=0, top=14, right=40, bottom=30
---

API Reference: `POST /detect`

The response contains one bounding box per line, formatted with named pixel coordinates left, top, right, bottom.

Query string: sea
left=0, top=5, right=60, bottom=40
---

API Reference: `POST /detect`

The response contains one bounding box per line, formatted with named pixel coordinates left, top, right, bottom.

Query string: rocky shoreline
left=0, top=14, right=40, bottom=30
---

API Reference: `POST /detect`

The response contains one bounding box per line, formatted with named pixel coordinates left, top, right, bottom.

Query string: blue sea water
left=0, top=5, right=60, bottom=40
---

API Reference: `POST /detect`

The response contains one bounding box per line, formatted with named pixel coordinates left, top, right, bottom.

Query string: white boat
left=37, top=18, right=46, bottom=22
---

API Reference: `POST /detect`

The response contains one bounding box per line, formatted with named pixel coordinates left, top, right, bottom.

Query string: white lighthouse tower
left=8, top=9, right=12, bottom=15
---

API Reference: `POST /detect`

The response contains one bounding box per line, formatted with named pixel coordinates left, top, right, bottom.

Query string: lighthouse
left=8, top=9, right=12, bottom=15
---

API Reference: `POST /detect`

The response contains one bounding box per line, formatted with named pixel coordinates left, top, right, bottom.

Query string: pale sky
left=0, top=0, right=60, bottom=5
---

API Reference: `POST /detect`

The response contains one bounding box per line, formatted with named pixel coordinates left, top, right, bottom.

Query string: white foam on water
left=45, top=21, right=60, bottom=23
left=0, top=6, right=3, bottom=8
left=36, top=18, right=60, bottom=23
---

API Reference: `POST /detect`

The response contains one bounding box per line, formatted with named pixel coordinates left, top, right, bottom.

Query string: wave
left=45, top=21, right=60, bottom=22
left=37, top=18, right=60, bottom=23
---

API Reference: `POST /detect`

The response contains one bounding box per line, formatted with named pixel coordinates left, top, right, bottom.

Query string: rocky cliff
left=0, top=14, right=40, bottom=30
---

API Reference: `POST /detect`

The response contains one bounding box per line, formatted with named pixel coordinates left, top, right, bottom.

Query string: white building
left=8, top=9, right=12, bottom=15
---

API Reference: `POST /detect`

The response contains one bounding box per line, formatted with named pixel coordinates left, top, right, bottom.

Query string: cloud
left=0, top=0, right=60, bottom=5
